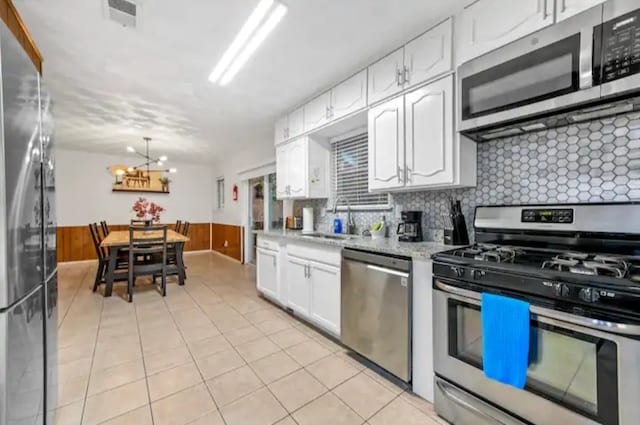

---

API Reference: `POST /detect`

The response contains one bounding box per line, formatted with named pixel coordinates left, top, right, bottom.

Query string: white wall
left=55, top=148, right=214, bottom=226
left=211, top=141, right=275, bottom=226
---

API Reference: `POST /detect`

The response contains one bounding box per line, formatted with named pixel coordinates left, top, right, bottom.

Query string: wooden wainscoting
left=57, top=222, right=212, bottom=263
left=211, top=223, right=244, bottom=262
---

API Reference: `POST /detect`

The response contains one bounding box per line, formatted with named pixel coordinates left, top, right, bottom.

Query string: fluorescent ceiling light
left=208, top=0, right=275, bottom=84
left=159, top=155, right=168, bottom=161
left=219, top=3, right=287, bottom=86
left=157, top=161, right=163, bottom=166
left=126, top=146, right=135, bottom=153
left=169, top=168, right=177, bottom=173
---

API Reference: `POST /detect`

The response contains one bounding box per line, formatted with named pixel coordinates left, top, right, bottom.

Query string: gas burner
left=542, top=258, right=580, bottom=271
left=556, top=252, right=589, bottom=261
left=582, top=261, right=626, bottom=278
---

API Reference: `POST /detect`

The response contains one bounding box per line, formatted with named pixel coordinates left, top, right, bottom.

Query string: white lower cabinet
left=286, top=256, right=311, bottom=316
left=308, top=262, right=341, bottom=336
left=256, top=239, right=342, bottom=337
left=256, top=248, right=279, bottom=301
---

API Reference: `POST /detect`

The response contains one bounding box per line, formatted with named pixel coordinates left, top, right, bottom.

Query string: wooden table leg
left=105, top=246, right=118, bottom=296
left=176, top=243, right=186, bottom=286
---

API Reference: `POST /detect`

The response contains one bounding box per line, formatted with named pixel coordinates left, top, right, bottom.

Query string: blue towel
left=481, top=293, right=530, bottom=389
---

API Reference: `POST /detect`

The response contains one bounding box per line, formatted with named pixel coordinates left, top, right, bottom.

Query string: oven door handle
left=435, top=280, right=640, bottom=336
left=436, top=379, right=509, bottom=425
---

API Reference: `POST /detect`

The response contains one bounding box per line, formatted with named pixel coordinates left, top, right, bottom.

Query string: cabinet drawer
left=257, top=237, right=280, bottom=251
left=287, top=242, right=341, bottom=267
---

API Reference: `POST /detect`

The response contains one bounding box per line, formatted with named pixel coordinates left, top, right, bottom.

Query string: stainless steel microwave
left=458, top=0, right=640, bottom=140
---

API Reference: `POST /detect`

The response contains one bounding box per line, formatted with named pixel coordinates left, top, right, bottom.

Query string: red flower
left=131, top=197, right=165, bottom=223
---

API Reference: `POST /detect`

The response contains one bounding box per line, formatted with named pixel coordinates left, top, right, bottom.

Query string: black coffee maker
left=397, top=211, right=423, bottom=242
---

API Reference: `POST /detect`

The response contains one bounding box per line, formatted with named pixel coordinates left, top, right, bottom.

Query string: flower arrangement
left=131, top=197, right=165, bottom=223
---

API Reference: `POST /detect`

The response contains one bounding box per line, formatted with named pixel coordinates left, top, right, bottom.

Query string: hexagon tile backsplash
left=294, top=112, right=640, bottom=242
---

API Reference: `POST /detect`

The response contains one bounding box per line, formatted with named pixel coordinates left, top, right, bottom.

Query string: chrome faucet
left=332, top=196, right=355, bottom=234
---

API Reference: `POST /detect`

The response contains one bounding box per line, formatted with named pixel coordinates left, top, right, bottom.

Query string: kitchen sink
left=301, top=232, right=358, bottom=240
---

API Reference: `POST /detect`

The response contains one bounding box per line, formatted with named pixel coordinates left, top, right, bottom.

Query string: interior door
left=257, top=248, right=278, bottom=300
left=0, top=21, right=44, bottom=309
left=303, top=91, right=331, bottom=131
left=331, top=70, right=367, bottom=120
left=286, top=257, right=310, bottom=316
left=286, top=138, right=307, bottom=198
left=405, top=76, right=454, bottom=187
left=458, top=0, right=554, bottom=64
left=309, top=262, right=340, bottom=336
left=404, top=18, right=453, bottom=88
left=368, top=96, right=405, bottom=191
left=368, top=48, right=404, bottom=104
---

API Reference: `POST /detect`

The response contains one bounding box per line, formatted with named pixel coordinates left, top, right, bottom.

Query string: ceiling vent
left=104, top=0, right=138, bottom=28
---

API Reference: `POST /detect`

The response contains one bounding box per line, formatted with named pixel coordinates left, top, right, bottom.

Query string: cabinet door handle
left=561, top=0, right=566, bottom=12
left=396, top=68, right=404, bottom=87
left=307, top=264, right=311, bottom=278
left=325, top=106, right=330, bottom=120
left=272, top=256, right=276, bottom=267
left=406, top=166, right=412, bottom=183
left=404, top=66, right=410, bottom=86
left=397, top=165, right=404, bottom=183
left=542, top=0, right=551, bottom=20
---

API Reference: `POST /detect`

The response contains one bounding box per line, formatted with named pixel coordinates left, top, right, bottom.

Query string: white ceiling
left=15, top=0, right=467, bottom=164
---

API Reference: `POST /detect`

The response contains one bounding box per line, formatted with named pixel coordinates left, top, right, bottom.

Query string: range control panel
left=601, top=8, right=640, bottom=83
left=521, top=208, right=574, bottom=224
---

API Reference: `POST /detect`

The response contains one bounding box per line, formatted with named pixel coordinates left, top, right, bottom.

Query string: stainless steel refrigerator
left=0, top=18, right=57, bottom=425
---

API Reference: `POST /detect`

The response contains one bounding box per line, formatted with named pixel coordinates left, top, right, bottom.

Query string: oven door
left=434, top=281, right=640, bottom=425
left=458, top=5, right=602, bottom=133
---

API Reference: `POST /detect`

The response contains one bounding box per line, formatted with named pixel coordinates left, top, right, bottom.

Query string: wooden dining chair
left=89, top=223, right=127, bottom=292
left=175, top=220, right=183, bottom=233
left=100, top=221, right=110, bottom=236
left=128, top=225, right=168, bottom=302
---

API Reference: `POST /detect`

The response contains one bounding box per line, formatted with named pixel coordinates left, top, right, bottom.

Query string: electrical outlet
left=224, top=240, right=229, bottom=248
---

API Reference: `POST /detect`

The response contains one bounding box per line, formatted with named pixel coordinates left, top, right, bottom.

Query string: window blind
left=332, top=133, right=389, bottom=208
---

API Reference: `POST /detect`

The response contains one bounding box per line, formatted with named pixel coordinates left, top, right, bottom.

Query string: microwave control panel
left=601, top=8, right=640, bottom=83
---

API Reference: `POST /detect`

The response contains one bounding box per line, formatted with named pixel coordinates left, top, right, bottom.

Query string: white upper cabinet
left=275, top=146, right=288, bottom=198
left=276, top=136, right=330, bottom=200
left=274, top=116, right=287, bottom=145
left=331, top=70, right=368, bottom=120
left=287, top=138, right=307, bottom=197
left=457, top=0, right=554, bottom=64
left=405, top=75, right=454, bottom=187
left=303, top=91, right=331, bottom=132
left=368, top=96, right=405, bottom=191
left=288, top=107, right=305, bottom=139
left=556, top=0, right=605, bottom=22
left=368, top=48, right=405, bottom=105
left=404, top=18, right=453, bottom=88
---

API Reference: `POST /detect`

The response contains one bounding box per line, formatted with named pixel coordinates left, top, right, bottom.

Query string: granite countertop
left=253, top=230, right=460, bottom=259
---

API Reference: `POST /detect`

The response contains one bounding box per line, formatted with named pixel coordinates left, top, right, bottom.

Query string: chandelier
left=126, top=137, right=177, bottom=174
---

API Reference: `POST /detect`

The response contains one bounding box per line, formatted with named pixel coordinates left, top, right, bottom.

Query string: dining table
left=100, top=229, right=190, bottom=296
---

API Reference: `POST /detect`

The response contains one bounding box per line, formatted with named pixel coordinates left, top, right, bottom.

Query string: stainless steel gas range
left=432, top=203, right=640, bottom=425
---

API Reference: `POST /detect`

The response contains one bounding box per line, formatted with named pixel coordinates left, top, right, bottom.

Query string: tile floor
left=54, top=252, right=446, bottom=425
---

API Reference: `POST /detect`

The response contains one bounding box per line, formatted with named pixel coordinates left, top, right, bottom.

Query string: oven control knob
left=579, top=288, right=600, bottom=303
left=450, top=266, right=465, bottom=278
left=552, top=283, right=570, bottom=297
left=471, top=269, right=484, bottom=280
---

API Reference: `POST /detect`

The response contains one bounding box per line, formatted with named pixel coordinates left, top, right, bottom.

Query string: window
left=216, top=177, right=225, bottom=209
left=332, top=133, right=389, bottom=209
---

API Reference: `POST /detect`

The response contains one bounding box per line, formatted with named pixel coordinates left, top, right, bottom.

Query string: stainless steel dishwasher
left=341, top=248, right=412, bottom=382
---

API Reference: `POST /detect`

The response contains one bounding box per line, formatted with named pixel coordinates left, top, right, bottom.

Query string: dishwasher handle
left=366, top=264, right=410, bottom=278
